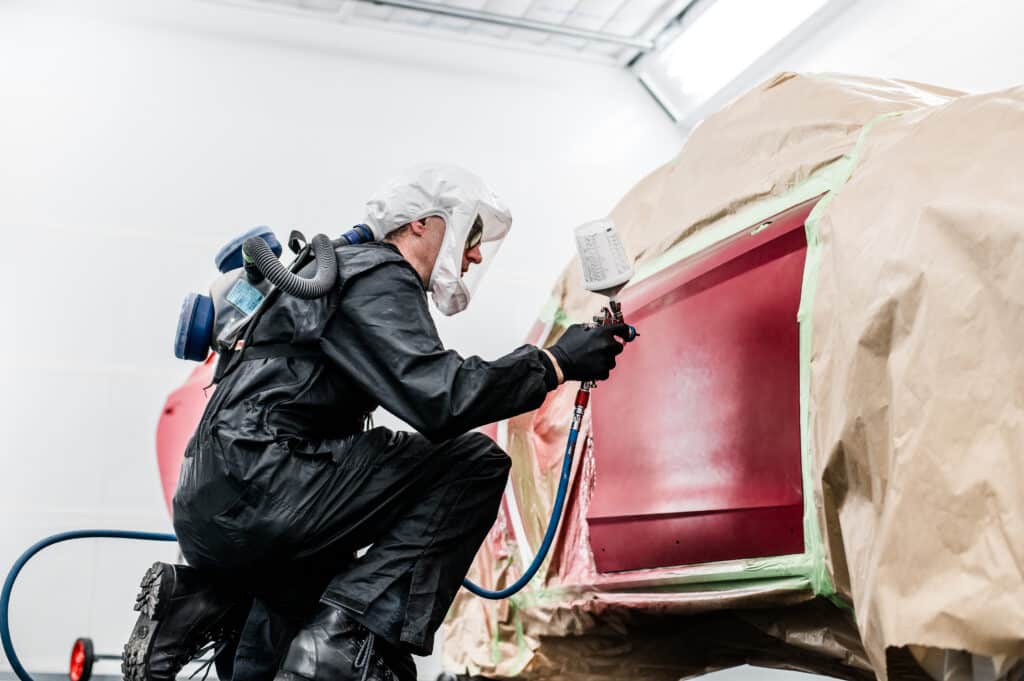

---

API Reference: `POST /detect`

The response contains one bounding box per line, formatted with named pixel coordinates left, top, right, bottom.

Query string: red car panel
left=587, top=200, right=813, bottom=572
left=155, top=356, right=214, bottom=514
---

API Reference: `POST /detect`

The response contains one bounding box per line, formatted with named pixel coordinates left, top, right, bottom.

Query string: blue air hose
left=1, top=529, right=177, bottom=681
left=462, top=312, right=634, bottom=599
left=461, top=392, right=588, bottom=599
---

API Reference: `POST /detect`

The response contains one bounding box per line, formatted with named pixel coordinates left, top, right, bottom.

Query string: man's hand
left=545, top=323, right=633, bottom=383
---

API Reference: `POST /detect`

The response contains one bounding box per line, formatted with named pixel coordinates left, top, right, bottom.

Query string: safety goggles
left=464, top=215, right=484, bottom=252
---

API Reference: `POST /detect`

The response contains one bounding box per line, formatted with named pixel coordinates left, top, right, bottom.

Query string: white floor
left=414, top=665, right=828, bottom=680
left=704, top=667, right=829, bottom=681
left=413, top=652, right=829, bottom=681
left=0, top=668, right=830, bottom=681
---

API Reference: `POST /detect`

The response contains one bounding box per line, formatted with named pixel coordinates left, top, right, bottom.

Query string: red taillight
left=68, top=638, right=93, bottom=681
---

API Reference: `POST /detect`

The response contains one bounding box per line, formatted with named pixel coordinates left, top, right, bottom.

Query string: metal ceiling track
left=362, top=0, right=656, bottom=50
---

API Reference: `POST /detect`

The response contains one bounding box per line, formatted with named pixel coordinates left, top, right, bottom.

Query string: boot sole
left=121, top=562, right=174, bottom=681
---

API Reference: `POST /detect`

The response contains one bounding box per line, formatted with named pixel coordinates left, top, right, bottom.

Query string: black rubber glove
left=547, top=323, right=632, bottom=382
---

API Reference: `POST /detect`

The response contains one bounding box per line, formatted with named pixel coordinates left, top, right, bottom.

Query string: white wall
left=0, top=0, right=681, bottom=672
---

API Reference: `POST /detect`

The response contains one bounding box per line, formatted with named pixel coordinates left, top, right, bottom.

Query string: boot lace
left=353, top=632, right=396, bottom=681
left=186, top=638, right=232, bottom=681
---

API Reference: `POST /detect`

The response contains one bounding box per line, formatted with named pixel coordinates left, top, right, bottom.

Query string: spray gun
left=462, top=218, right=635, bottom=599
left=567, top=218, right=637, bottom=445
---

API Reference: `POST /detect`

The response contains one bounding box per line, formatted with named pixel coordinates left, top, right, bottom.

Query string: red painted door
left=587, top=200, right=815, bottom=573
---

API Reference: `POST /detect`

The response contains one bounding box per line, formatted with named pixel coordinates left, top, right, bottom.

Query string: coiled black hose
left=243, top=233, right=337, bottom=299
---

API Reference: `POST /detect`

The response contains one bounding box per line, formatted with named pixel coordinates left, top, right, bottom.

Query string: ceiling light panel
left=637, top=0, right=830, bottom=123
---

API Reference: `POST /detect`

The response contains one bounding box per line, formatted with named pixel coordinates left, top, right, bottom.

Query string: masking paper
left=445, top=74, right=1022, bottom=681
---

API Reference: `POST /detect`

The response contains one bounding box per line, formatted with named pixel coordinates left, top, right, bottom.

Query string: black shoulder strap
left=210, top=337, right=323, bottom=386
left=236, top=343, right=323, bottom=361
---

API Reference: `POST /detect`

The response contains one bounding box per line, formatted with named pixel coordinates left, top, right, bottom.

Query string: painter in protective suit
left=126, top=165, right=633, bottom=681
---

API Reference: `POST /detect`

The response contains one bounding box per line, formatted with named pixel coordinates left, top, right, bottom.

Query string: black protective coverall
left=173, top=242, right=555, bottom=675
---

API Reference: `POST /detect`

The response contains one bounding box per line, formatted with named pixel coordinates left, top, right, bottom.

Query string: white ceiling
left=210, top=0, right=691, bottom=62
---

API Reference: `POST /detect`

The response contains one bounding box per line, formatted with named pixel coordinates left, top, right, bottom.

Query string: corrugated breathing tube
left=243, top=233, right=337, bottom=299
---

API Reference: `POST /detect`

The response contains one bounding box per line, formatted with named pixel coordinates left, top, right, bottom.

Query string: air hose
left=461, top=389, right=588, bottom=599
left=243, top=232, right=337, bottom=299
left=1, top=530, right=177, bottom=681
left=461, top=302, right=633, bottom=599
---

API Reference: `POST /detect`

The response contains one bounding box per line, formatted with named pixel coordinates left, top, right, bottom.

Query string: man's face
left=418, top=215, right=447, bottom=278
left=461, top=215, right=484, bottom=277
left=417, top=214, right=483, bottom=281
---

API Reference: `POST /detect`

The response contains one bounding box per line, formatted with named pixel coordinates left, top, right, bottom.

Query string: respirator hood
left=363, top=164, right=512, bottom=315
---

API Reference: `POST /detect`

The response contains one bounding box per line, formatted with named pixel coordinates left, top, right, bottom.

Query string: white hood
left=363, top=164, right=512, bottom=315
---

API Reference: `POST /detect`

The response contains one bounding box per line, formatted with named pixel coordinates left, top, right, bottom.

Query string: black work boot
left=122, top=561, right=249, bottom=681
left=275, top=605, right=416, bottom=681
